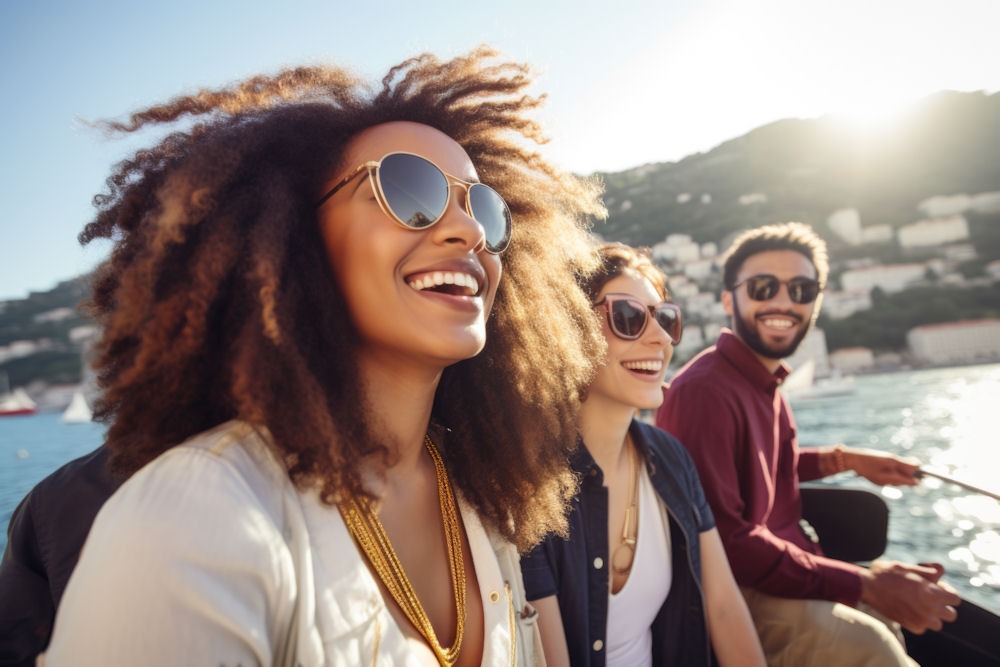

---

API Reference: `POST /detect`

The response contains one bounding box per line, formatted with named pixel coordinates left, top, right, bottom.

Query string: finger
left=911, top=562, right=943, bottom=581
left=942, top=605, right=959, bottom=623
left=917, top=562, right=944, bottom=582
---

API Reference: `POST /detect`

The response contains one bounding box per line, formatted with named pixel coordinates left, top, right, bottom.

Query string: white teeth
left=408, top=272, right=480, bottom=295
left=762, top=318, right=793, bottom=329
left=622, top=360, right=663, bottom=372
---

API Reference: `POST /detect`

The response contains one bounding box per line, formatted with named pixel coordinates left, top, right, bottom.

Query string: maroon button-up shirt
left=657, top=330, right=862, bottom=604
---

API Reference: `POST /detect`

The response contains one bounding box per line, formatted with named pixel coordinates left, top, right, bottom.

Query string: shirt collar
left=716, top=329, right=790, bottom=393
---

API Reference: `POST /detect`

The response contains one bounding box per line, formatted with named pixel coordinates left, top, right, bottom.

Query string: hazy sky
left=2, top=0, right=999, bottom=300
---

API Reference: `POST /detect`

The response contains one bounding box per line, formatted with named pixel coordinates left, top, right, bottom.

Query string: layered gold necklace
left=611, top=440, right=640, bottom=576
left=339, top=435, right=466, bottom=666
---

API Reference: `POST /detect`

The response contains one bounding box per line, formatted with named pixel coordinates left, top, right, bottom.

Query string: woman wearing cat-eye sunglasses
left=521, top=242, right=765, bottom=667
left=40, top=48, right=606, bottom=667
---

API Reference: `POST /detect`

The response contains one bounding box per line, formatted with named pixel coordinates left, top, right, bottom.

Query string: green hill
left=3, top=90, right=999, bottom=385
left=594, top=90, right=1000, bottom=254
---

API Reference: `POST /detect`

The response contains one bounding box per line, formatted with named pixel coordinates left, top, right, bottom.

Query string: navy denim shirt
left=521, top=420, right=716, bottom=666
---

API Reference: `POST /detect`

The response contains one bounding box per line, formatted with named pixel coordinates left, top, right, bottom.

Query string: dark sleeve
left=519, top=538, right=558, bottom=602
left=0, top=491, right=55, bottom=667
left=677, top=437, right=716, bottom=534
left=0, top=446, right=119, bottom=667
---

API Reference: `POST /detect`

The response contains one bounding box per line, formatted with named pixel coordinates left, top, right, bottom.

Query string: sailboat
left=782, top=359, right=856, bottom=400
left=0, top=372, right=37, bottom=417
left=61, top=389, right=93, bottom=423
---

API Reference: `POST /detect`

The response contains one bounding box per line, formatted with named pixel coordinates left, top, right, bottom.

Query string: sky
left=2, top=0, right=999, bottom=301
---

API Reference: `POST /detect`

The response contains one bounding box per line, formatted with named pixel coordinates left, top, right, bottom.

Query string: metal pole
left=917, top=469, right=1000, bottom=503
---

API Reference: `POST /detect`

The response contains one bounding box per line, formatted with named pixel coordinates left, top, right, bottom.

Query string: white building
left=907, top=319, right=1000, bottom=365
left=683, top=292, right=718, bottom=319
left=840, top=263, right=927, bottom=294
left=828, top=208, right=862, bottom=245
left=861, top=225, right=893, bottom=244
left=821, top=289, right=873, bottom=319
left=985, top=260, right=1000, bottom=281
left=739, top=193, right=768, bottom=205
left=0, top=339, right=48, bottom=363
left=683, top=259, right=715, bottom=281
left=917, top=194, right=971, bottom=218
left=33, top=307, right=76, bottom=323
left=651, top=234, right=700, bottom=264
left=827, top=208, right=892, bottom=246
left=898, top=215, right=969, bottom=248
left=971, top=191, right=1000, bottom=214
left=829, top=347, right=875, bottom=373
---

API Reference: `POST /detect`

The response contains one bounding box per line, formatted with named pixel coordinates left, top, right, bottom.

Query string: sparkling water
left=2, top=364, right=998, bottom=614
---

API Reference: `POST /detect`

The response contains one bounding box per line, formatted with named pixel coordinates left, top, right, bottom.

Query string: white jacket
left=46, top=420, right=543, bottom=666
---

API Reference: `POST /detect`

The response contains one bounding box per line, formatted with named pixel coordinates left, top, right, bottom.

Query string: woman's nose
left=431, top=184, right=487, bottom=252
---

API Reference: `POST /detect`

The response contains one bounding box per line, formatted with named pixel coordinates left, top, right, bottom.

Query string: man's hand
left=845, top=447, right=921, bottom=486
left=859, top=560, right=961, bottom=634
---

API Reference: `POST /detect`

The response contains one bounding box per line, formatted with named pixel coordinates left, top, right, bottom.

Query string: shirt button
left=593, top=639, right=604, bottom=652
left=489, top=591, right=500, bottom=603
left=593, top=557, right=604, bottom=570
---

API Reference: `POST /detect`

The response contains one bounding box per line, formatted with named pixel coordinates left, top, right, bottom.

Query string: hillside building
left=827, top=208, right=893, bottom=246
left=829, top=347, right=875, bottom=373
left=898, top=215, right=969, bottom=249
left=907, top=319, right=1000, bottom=365
left=821, top=289, right=873, bottom=319
left=971, top=191, right=1000, bottom=214
left=840, top=263, right=927, bottom=294
left=918, top=194, right=972, bottom=218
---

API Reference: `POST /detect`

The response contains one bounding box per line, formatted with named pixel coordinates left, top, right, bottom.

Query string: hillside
left=594, top=90, right=1000, bottom=255
left=3, top=90, right=999, bottom=387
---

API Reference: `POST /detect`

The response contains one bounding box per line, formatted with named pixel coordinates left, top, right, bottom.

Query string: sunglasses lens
left=469, top=183, right=512, bottom=253
left=609, top=299, right=647, bottom=339
left=653, top=305, right=682, bottom=345
left=746, top=275, right=779, bottom=301
left=788, top=278, right=820, bottom=304
left=377, top=153, right=449, bottom=229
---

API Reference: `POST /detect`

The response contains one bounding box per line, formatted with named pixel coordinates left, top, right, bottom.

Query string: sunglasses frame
left=593, top=293, right=683, bottom=346
left=732, top=273, right=822, bottom=304
left=315, top=151, right=511, bottom=254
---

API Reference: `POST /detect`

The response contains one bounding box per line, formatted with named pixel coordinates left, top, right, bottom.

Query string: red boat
left=0, top=386, right=37, bottom=417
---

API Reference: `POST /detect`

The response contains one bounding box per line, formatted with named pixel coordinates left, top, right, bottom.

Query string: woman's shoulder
left=100, top=420, right=294, bottom=536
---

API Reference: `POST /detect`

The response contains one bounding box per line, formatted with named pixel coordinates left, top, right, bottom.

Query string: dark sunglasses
left=316, top=151, right=512, bottom=254
left=593, top=293, right=683, bottom=345
left=732, top=274, right=822, bottom=304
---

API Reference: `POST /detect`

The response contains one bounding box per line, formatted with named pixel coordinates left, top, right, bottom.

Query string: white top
left=44, top=420, right=540, bottom=666
left=606, top=465, right=673, bottom=667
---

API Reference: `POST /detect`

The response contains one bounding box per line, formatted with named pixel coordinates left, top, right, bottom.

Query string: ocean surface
left=1, top=363, right=998, bottom=615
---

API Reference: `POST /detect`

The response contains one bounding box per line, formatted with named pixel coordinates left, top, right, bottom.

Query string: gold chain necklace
left=611, top=440, right=640, bottom=576
left=339, top=435, right=466, bottom=666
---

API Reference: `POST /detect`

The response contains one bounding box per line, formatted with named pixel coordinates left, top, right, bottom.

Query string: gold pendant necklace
left=611, top=440, right=640, bottom=576
left=339, top=435, right=466, bottom=666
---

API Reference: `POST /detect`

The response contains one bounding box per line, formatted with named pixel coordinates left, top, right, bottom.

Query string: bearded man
left=657, top=222, right=960, bottom=667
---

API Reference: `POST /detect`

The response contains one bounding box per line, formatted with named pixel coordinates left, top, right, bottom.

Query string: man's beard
left=731, top=298, right=811, bottom=360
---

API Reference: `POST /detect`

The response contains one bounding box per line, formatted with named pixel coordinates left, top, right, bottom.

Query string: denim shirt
left=521, top=420, right=716, bottom=666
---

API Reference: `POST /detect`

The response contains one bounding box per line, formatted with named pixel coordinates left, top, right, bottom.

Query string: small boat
left=61, top=389, right=93, bottom=423
left=783, top=359, right=856, bottom=400
left=0, top=385, right=37, bottom=417
left=801, top=485, right=1000, bottom=666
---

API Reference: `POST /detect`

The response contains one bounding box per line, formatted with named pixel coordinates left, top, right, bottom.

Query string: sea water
left=1, top=364, right=998, bottom=614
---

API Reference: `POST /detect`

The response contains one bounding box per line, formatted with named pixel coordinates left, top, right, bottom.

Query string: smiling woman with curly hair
left=43, top=47, right=605, bottom=666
